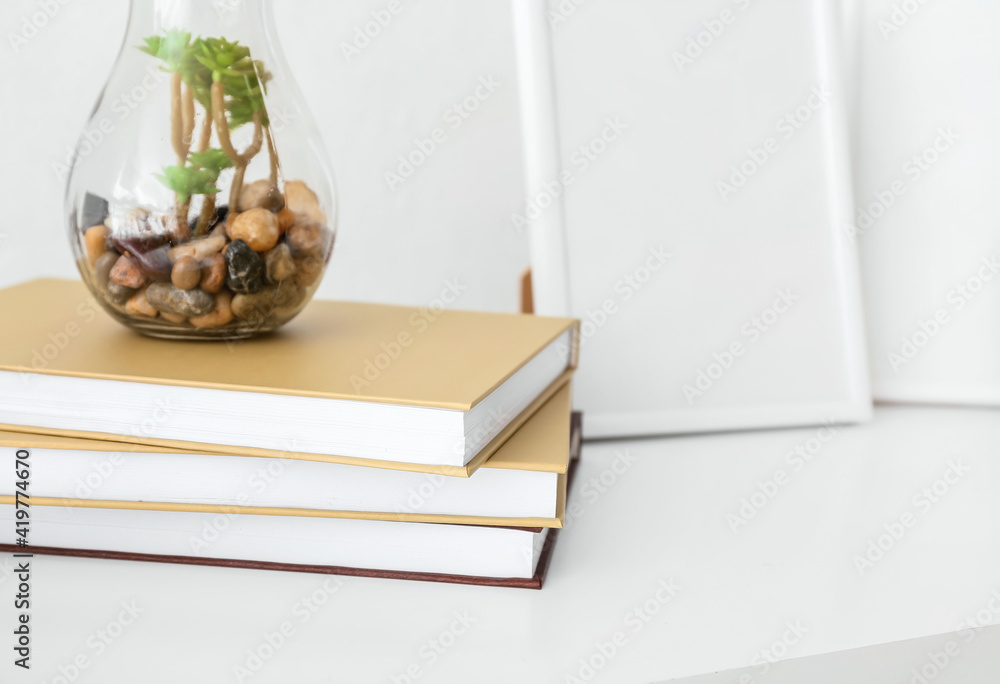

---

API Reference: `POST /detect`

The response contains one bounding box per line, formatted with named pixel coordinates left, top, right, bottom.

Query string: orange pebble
left=277, top=208, right=296, bottom=234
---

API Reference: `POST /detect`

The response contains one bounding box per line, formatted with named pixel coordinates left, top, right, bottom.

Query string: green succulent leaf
left=138, top=36, right=162, bottom=58
left=141, top=31, right=276, bottom=193
left=138, top=29, right=193, bottom=72
left=188, top=148, right=235, bottom=173
left=157, top=165, right=223, bottom=203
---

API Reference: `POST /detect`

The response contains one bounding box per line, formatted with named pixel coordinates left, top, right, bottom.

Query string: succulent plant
left=140, top=30, right=278, bottom=235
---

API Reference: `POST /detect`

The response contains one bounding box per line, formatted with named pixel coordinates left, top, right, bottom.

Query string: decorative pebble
left=284, top=180, right=326, bottom=225
left=240, top=180, right=284, bottom=212
left=94, top=252, right=118, bottom=288
left=293, top=255, right=325, bottom=287
left=161, top=312, right=188, bottom=324
left=225, top=240, right=265, bottom=294
left=171, top=256, right=202, bottom=290
left=169, top=235, right=226, bottom=263
left=200, top=253, right=227, bottom=294
left=84, top=225, right=108, bottom=267
left=132, top=245, right=173, bottom=282
left=209, top=221, right=229, bottom=240
left=231, top=281, right=304, bottom=321
left=125, top=289, right=159, bottom=318
left=228, top=208, right=280, bottom=252
left=286, top=223, right=327, bottom=259
left=106, top=282, right=135, bottom=305
left=230, top=294, right=258, bottom=321
left=265, top=244, right=296, bottom=283
left=190, top=291, right=234, bottom=329
left=111, top=225, right=168, bottom=258
left=277, top=208, right=296, bottom=234
left=145, top=282, right=215, bottom=317
left=110, top=255, right=150, bottom=289
left=82, top=193, right=110, bottom=232
left=94, top=183, right=327, bottom=333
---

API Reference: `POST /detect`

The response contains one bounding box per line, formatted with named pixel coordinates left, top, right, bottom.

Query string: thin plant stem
left=170, top=73, right=184, bottom=163
left=193, top=115, right=218, bottom=236
left=182, top=85, right=195, bottom=154
left=245, top=114, right=264, bottom=161
left=265, top=126, right=279, bottom=187
left=171, top=76, right=196, bottom=231
left=197, top=111, right=213, bottom=152
left=212, top=81, right=265, bottom=212
left=229, top=164, right=247, bottom=214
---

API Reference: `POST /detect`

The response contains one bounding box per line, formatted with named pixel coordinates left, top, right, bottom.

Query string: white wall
left=0, top=0, right=529, bottom=313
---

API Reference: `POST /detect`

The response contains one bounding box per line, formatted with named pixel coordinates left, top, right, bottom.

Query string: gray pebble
left=145, top=282, right=215, bottom=317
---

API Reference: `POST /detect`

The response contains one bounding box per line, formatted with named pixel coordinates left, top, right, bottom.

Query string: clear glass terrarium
left=67, top=0, right=336, bottom=340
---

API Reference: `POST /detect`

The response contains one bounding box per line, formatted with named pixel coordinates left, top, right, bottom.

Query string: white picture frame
left=854, top=0, right=1000, bottom=406
left=515, top=0, right=872, bottom=438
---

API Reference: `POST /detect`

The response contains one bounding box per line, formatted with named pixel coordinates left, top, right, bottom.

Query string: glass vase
left=66, top=0, right=336, bottom=340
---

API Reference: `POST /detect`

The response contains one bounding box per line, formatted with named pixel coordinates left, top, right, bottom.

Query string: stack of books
left=0, top=279, right=581, bottom=588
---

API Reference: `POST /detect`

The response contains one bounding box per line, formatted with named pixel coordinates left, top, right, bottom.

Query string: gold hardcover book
left=0, top=279, right=579, bottom=476
left=0, top=386, right=579, bottom=529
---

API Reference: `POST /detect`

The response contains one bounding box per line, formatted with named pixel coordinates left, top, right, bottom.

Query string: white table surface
left=5, top=405, right=1000, bottom=683
left=668, top=624, right=1000, bottom=684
